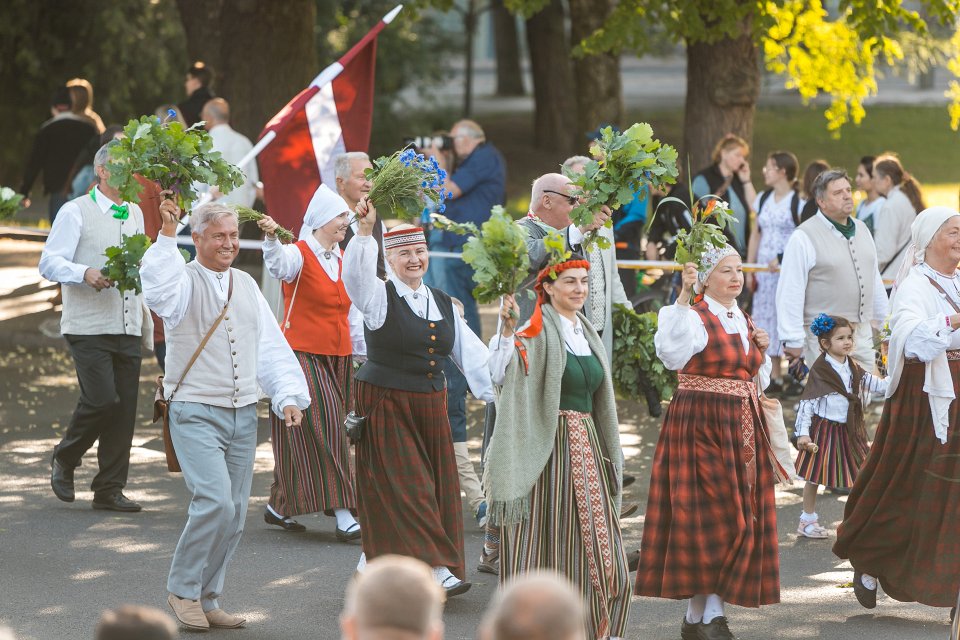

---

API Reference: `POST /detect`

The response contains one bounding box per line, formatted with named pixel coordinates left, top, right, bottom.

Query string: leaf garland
left=236, top=206, right=294, bottom=243
left=101, top=233, right=190, bottom=295
left=365, top=148, right=448, bottom=223
left=106, top=114, right=245, bottom=210
left=0, top=186, right=25, bottom=221
left=563, top=122, right=678, bottom=251
left=431, top=205, right=530, bottom=303
left=611, top=303, right=677, bottom=403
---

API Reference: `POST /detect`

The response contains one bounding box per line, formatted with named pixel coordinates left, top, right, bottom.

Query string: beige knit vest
left=60, top=193, right=145, bottom=336
left=798, top=216, right=876, bottom=325
left=163, top=263, right=261, bottom=408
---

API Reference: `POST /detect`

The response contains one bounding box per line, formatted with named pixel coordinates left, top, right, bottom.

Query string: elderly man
left=480, top=572, right=586, bottom=640
left=39, top=143, right=147, bottom=512
left=428, top=119, right=506, bottom=335
left=199, top=98, right=258, bottom=208
left=339, top=556, right=445, bottom=640
left=142, top=202, right=309, bottom=631
left=777, top=169, right=889, bottom=369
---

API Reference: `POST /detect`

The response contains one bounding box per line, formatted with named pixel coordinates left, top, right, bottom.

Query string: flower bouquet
left=106, top=112, right=245, bottom=210
left=101, top=233, right=191, bottom=294
left=0, top=186, right=25, bottom=221
left=431, top=205, right=530, bottom=304
left=563, top=123, right=678, bottom=250
left=611, top=303, right=677, bottom=403
left=365, top=148, right=448, bottom=223
left=236, top=206, right=294, bottom=243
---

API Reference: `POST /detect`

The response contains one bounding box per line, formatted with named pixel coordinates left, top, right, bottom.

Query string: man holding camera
left=427, top=120, right=506, bottom=335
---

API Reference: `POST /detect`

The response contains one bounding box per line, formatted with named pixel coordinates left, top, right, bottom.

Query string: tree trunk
left=174, top=0, right=223, bottom=73
left=568, top=0, right=622, bottom=135
left=462, top=0, right=477, bottom=118
left=525, top=0, right=577, bottom=155
left=492, top=0, right=525, bottom=96
left=682, top=25, right=760, bottom=172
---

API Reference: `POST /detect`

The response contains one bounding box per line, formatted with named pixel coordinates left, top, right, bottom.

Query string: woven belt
left=677, top=374, right=759, bottom=489
left=905, top=349, right=960, bottom=365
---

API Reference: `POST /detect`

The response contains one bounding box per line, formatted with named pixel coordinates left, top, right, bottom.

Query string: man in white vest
left=141, top=201, right=309, bottom=631
left=776, top=169, right=889, bottom=369
left=39, top=142, right=147, bottom=512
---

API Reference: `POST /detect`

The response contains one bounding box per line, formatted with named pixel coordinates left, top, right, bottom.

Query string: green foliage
left=0, top=187, right=25, bottom=221
left=106, top=116, right=245, bottom=211
left=366, top=149, right=446, bottom=223
left=564, top=123, right=678, bottom=251
left=236, top=206, right=295, bottom=243
left=432, top=205, right=531, bottom=303
left=542, top=229, right=572, bottom=269
left=611, top=303, right=677, bottom=403
left=101, top=234, right=152, bottom=295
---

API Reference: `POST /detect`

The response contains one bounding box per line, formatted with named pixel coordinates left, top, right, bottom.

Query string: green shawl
left=483, top=303, right=622, bottom=525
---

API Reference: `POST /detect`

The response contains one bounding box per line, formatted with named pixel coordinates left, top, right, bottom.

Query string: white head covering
left=694, top=244, right=740, bottom=294
left=298, top=184, right=350, bottom=240
left=891, top=206, right=960, bottom=296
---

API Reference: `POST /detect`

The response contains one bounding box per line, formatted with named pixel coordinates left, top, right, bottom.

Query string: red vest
left=281, top=241, right=352, bottom=356
left=682, top=300, right=763, bottom=381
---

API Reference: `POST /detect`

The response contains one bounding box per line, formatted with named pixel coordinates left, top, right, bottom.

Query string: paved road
left=0, top=238, right=953, bottom=640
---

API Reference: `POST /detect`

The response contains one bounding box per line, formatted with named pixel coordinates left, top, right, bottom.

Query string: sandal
left=797, top=519, right=829, bottom=539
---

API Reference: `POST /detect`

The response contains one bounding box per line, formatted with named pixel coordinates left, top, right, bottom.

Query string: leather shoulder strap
left=924, top=274, right=960, bottom=313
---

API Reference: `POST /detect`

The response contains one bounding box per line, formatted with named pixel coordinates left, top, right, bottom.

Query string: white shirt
left=654, top=295, right=772, bottom=389
left=342, top=235, right=495, bottom=402
left=488, top=313, right=590, bottom=385
left=795, top=353, right=888, bottom=436
left=203, top=123, right=258, bottom=207
left=776, top=213, right=889, bottom=348
left=141, top=234, right=310, bottom=416
left=39, top=187, right=144, bottom=284
left=902, top=263, right=960, bottom=360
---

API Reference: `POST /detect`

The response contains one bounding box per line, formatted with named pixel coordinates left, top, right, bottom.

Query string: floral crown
left=810, top=313, right=836, bottom=337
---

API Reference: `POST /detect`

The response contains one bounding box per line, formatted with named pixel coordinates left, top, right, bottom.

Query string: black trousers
left=58, top=334, right=142, bottom=499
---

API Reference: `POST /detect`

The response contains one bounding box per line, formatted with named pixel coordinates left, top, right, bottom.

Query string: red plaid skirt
left=352, top=380, right=465, bottom=580
left=635, top=377, right=780, bottom=606
left=834, top=360, right=960, bottom=606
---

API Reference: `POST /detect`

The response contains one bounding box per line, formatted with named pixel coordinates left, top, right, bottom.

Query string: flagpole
left=235, top=4, right=403, bottom=172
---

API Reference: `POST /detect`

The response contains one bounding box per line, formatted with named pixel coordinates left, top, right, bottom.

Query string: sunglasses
left=544, top=189, right=578, bottom=206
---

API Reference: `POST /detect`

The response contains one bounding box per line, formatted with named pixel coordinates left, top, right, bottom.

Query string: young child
left=794, top=314, right=887, bottom=538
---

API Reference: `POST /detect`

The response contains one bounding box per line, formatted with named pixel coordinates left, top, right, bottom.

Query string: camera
left=403, top=135, right=453, bottom=151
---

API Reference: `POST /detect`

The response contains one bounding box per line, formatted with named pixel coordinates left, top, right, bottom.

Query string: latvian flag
left=257, top=6, right=401, bottom=236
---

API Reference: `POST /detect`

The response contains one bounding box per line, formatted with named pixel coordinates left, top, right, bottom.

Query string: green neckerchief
left=89, top=187, right=129, bottom=220
left=827, top=215, right=856, bottom=239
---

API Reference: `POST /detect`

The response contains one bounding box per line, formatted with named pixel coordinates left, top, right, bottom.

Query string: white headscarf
left=298, top=184, right=350, bottom=240
left=694, top=244, right=739, bottom=294
left=891, top=206, right=960, bottom=298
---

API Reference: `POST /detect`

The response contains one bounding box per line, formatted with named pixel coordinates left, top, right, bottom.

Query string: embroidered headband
left=517, top=259, right=592, bottom=339
left=694, top=244, right=740, bottom=294
left=383, top=226, right=427, bottom=250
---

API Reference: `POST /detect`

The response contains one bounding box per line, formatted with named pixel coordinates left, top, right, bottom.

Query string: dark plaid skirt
left=795, top=416, right=869, bottom=489
left=833, top=360, right=960, bottom=607
left=353, top=379, right=465, bottom=580
left=635, top=384, right=780, bottom=607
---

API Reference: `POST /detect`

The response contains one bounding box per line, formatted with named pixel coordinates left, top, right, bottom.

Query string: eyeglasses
left=544, top=189, right=578, bottom=206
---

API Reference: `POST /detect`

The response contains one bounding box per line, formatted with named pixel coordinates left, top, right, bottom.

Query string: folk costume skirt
left=795, top=416, right=869, bottom=489
left=501, top=410, right=631, bottom=640
left=635, top=375, right=780, bottom=607
left=269, top=352, right=356, bottom=516
left=834, top=359, right=960, bottom=607
left=353, top=379, right=465, bottom=580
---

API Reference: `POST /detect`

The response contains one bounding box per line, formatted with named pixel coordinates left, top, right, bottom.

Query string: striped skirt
left=795, top=416, right=869, bottom=489
left=500, top=411, right=631, bottom=640
left=268, top=352, right=355, bottom=516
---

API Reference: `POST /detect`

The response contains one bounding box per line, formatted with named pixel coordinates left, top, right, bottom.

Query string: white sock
left=356, top=552, right=366, bottom=573
left=702, top=594, right=725, bottom=624
left=685, top=595, right=706, bottom=624
left=432, top=566, right=455, bottom=584
left=266, top=503, right=285, bottom=519
left=861, top=573, right=878, bottom=590
left=800, top=511, right=818, bottom=523
left=335, top=508, right=358, bottom=531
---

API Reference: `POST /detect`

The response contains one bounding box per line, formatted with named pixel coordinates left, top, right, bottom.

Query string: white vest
left=163, top=263, right=261, bottom=409
left=60, top=193, right=145, bottom=336
left=799, top=215, right=876, bottom=325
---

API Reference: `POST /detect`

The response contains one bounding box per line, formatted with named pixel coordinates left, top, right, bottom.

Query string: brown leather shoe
left=167, top=594, right=209, bottom=631
left=205, top=608, right=246, bottom=629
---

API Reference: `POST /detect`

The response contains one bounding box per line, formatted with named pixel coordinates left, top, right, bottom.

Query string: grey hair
left=94, top=142, right=114, bottom=169
left=453, top=119, right=485, bottom=141
left=562, top=155, right=591, bottom=171
left=192, top=203, right=239, bottom=234
left=334, top=152, right=371, bottom=183
left=812, top=168, right=850, bottom=203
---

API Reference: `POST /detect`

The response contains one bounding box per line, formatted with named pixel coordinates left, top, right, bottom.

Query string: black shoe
left=627, top=550, right=639, bottom=573
left=623, top=474, right=636, bottom=489
left=264, top=508, right=306, bottom=532
left=681, top=617, right=699, bottom=640
left=950, top=606, right=956, bottom=623
left=852, top=570, right=877, bottom=609
left=828, top=487, right=851, bottom=495
left=335, top=522, right=362, bottom=541
left=443, top=577, right=471, bottom=597
left=697, top=616, right=736, bottom=640
left=766, top=379, right=784, bottom=394
left=50, top=451, right=75, bottom=503
left=92, top=493, right=142, bottom=512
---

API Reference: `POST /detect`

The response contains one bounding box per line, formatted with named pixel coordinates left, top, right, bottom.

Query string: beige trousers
left=454, top=442, right=485, bottom=513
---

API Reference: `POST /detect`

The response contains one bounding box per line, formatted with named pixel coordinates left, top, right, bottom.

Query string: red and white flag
left=255, top=6, right=401, bottom=236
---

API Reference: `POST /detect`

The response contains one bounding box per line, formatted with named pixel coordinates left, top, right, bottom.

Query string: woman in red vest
left=256, top=184, right=360, bottom=541
left=635, top=246, right=785, bottom=640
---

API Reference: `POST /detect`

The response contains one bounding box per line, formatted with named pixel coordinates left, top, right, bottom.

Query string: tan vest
left=799, top=215, right=876, bottom=325
left=60, top=193, right=145, bottom=336
left=163, top=263, right=261, bottom=409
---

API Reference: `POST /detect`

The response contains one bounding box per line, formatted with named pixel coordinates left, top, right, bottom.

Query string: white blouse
left=795, top=353, right=888, bottom=436
left=488, top=313, right=590, bottom=385
left=903, top=263, right=960, bottom=361
left=262, top=234, right=342, bottom=283
left=655, top=295, right=772, bottom=389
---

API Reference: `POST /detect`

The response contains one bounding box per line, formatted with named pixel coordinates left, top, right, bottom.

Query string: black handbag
left=343, top=387, right=390, bottom=443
